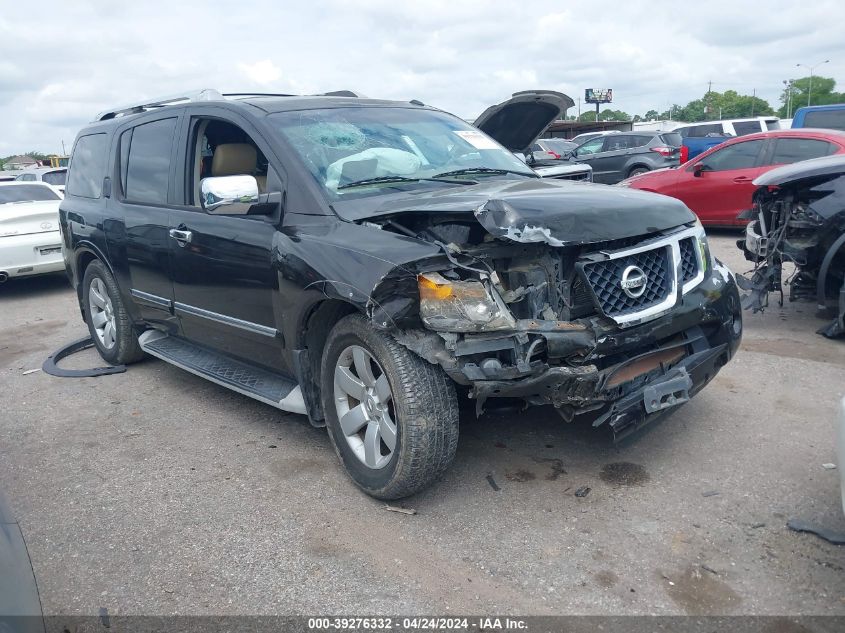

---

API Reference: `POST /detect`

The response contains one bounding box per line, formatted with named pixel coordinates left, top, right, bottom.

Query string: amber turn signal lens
left=418, top=274, right=454, bottom=300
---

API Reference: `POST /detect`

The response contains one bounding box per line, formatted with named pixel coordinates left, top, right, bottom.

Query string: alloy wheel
left=333, top=345, right=397, bottom=470
left=88, top=277, right=116, bottom=349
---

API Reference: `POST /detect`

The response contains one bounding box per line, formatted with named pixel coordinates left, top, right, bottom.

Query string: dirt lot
left=1, top=232, right=843, bottom=616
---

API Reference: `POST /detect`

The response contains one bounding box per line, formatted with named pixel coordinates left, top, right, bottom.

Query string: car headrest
left=212, top=143, right=257, bottom=177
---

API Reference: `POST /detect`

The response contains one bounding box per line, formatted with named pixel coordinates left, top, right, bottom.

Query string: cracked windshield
left=271, top=107, right=534, bottom=199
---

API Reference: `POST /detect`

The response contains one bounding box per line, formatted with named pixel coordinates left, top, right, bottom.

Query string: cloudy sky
left=1, top=0, right=843, bottom=156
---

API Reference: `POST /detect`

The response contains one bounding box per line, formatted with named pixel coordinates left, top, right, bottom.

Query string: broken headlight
left=692, top=218, right=711, bottom=275
left=418, top=272, right=516, bottom=332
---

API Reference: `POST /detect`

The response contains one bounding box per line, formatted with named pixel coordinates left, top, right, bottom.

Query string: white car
left=673, top=116, right=781, bottom=139
left=14, top=166, right=67, bottom=193
left=0, top=182, right=65, bottom=283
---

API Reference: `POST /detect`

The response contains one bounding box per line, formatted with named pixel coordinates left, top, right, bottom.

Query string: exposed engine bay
left=737, top=157, right=845, bottom=339
left=365, top=206, right=742, bottom=439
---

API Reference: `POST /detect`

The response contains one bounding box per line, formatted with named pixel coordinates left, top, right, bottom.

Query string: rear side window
left=803, top=109, right=845, bottom=131
left=682, top=124, right=723, bottom=138
left=15, top=173, right=36, bottom=181
left=42, top=170, right=67, bottom=186
left=118, top=129, right=132, bottom=196
left=660, top=132, right=682, bottom=147
left=701, top=139, right=764, bottom=171
left=125, top=118, right=177, bottom=204
left=66, top=133, right=108, bottom=199
left=769, top=138, right=838, bottom=165
left=732, top=121, right=762, bottom=136
left=603, top=136, right=630, bottom=151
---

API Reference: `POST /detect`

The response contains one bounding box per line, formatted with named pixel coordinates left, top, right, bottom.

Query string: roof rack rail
left=94, top=89, right=223, bottom=122
left=222, top=92, right=296, bottom=98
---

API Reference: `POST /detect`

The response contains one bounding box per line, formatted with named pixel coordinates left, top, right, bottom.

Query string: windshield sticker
left=454, top=130, right=499, bottom=150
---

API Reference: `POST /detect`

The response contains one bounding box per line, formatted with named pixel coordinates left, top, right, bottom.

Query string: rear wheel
left=628, top=166, right=650, bottom=177
left=82, top=260, right=144, bottom=365
left=321, top=314, right=459, bottom=499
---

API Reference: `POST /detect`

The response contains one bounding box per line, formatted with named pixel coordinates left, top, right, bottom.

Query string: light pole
left=783, top=80, right=794, bottom=118
left=796, top=60, right=830, bottom=107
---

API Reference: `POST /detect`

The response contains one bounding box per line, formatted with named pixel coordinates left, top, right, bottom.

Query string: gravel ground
left=1, top=232, right=843, bottom=616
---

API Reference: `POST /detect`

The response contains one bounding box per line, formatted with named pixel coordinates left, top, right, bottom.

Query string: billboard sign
left=585, top=89, right=613, bottom=104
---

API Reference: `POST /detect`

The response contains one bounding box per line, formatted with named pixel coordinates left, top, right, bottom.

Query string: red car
left=619, top=129, right=845, bottom=226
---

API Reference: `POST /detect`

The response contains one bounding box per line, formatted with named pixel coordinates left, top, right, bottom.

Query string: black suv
left=60, top=89, right=742, bottom=499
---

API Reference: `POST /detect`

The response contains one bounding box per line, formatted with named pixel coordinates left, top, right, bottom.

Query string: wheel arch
left=73, top=243, right=115, bottom=319
left=627, top=163, right=651, bottom=177
left=293, top=298, right=361, bottom=426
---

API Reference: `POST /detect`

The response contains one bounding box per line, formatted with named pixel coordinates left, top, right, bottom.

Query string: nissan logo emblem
left=620, top=265, right=647, bottom=298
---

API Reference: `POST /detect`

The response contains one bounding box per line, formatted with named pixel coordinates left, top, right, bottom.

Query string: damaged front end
left=366, top=190, right=742, bottom=440
left=737, top=155, right=845, bottom=339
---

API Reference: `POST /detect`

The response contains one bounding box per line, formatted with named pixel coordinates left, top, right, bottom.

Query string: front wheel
left=321, top=314, right=459, bottom=499
left=82, top=260, right=145, bottom=365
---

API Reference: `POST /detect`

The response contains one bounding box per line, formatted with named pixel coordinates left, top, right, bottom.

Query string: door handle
left=733, top=176, right=752, bottom=183
left=169, top=229, right=193, bottom=245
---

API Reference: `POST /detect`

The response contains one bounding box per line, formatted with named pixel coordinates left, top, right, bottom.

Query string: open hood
left=474, top=90, right=574, bottom=154
left=753, top=154, right=845, bottom=188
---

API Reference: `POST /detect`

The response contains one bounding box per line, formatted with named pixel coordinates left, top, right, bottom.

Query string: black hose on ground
left=42, top=336, right=127, bottom=378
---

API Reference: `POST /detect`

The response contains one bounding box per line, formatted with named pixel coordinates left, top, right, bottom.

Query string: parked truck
left=791, top=104, right=845, bottom=131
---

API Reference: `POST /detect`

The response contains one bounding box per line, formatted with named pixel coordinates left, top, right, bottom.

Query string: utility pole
left=751, top=88, right=756, bottom=116
left=706, top=80, right=712, bottom=116
left=797, top=60, right=830, bottom=107
left=783, top=80, right=794, bottom=118
left=576, top=97, right=581, bottom=118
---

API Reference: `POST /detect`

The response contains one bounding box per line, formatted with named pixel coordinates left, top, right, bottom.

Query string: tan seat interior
left=211, top=143, right=267, bottom=191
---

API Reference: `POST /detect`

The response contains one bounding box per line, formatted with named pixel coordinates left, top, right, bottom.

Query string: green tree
left=578, top=108, right=630, bottom=122
left=778, top=76, right=845, bottom=116
left=642, top=109, right=660, bottom=120
left=667, top=90, right=773, bottom=123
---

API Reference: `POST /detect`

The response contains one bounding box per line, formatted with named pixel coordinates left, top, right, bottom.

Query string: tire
left=321, top=314, right=459, bottom=499
left=82, top=259, right=145, bottom=365
left=628, top=166, right=650, bottom=177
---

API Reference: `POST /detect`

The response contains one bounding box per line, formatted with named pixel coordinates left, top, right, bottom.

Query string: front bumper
left=0, top=231, right=64, bottom=278
left=433, top=261, right=743, bottom=438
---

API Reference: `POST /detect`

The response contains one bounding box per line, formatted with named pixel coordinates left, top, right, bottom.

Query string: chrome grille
left=582, top=247, right=671, bottom=317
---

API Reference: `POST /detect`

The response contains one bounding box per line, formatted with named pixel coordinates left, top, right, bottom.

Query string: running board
left=138, top=330, right=306, bottom=415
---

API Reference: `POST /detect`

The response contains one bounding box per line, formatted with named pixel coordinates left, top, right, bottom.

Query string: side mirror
left=693, top=163, right=707, bottom=177
left=200, top=175, right=259, bottom=214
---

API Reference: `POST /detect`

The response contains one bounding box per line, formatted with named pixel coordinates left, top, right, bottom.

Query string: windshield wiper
left=338, top=174, right=480, bottom=190
left=337, top=176, right=419, bottom=190
left=432, top=167, right=536, bottom=179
